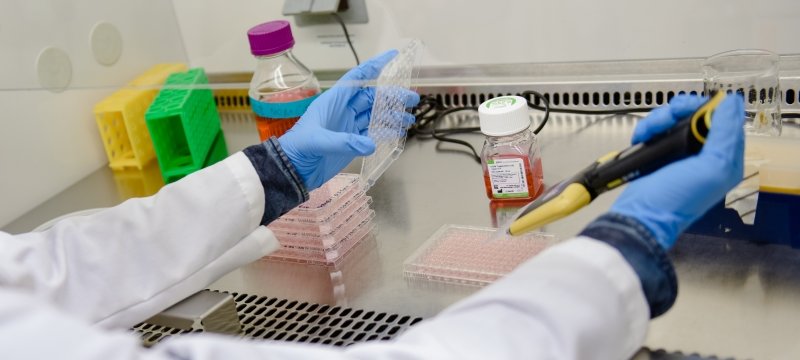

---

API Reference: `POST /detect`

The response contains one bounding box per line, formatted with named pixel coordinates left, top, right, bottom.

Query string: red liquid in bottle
left=483, top=154, right=544, bottom=201
left=255, top=88, right=319, bottom=141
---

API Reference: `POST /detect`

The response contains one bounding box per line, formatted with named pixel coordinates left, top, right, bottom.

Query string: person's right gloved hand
left=610, top=94, right=746, bottom=250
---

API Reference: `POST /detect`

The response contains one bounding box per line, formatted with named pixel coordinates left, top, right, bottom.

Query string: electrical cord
left=408, top=97, right=479, bottom=161
left=522, top=91, right=551, bottom=134
left=332, top=13, right=360, bottom=66
left=408, top=92, right=551, bottom=163
left=430, top=107, right=480, bottom=162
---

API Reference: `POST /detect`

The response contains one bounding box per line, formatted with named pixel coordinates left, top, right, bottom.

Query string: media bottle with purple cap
left=247, top=20, right=321, bottom=141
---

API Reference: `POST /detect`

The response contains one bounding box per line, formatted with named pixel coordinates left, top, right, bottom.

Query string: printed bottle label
left=487, top=158, right=530, bottom=198
left=250, top=94, right=320, bottom=119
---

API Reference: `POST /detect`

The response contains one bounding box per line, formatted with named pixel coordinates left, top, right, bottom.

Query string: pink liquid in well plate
left=404, top=225, right=557, bottom=286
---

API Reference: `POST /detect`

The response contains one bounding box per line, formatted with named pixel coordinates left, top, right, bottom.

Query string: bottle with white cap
left=479, top=95, right=544, bottom=201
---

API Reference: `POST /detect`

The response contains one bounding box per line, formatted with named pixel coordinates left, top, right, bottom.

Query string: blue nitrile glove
left=278, top=50, right=420, bottom=190
left=610, top=94, right=745, bottom=249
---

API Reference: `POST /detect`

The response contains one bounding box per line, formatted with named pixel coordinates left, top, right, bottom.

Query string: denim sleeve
left=242, top=137, right=309, bottom=226
left=579, top=213, right=678, bottom=318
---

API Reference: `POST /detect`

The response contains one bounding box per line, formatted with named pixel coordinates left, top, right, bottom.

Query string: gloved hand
left=278, top=50, right=420, bottom=190
left=610, top=94, right=745, bottom=249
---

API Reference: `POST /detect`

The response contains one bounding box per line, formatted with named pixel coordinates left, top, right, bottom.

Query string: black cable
left=410, top=91, right=555, bottom=161
left=409, top=91, right=653, bottom=162
left=406, top=99, right=483, bottom=161
left=725, top=189, right=759, bottom=207
left=743, top=171, right=760, bottom=182
left=332, top=13, right=360, bottom=66
left=430, top=107, right=481, bottom=163
left=521, top=91, right=550, bottom=135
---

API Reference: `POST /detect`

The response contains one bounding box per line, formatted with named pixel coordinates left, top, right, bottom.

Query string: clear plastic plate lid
left=360, top=39, right=424, bottom=190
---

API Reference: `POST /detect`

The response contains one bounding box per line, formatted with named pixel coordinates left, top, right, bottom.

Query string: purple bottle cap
left=247, top=20, right=295, bottom=56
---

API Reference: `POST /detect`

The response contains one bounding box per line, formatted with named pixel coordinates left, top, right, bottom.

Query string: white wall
left=173, top=0, right=800, bottom=73
left=0, top=0, right=187, bottom=227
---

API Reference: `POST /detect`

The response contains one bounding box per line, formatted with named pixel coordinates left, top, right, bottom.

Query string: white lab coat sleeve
left=171, top=237, right=649, bottom=360
left=0, top=236, right=648, bottom=360
left=0, top=152, right=279, bottom=329
left=354, top=237, right=650, bottom=359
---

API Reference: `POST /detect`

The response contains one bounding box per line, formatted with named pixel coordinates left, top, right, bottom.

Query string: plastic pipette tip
left=485, top=227, right=510, bottom=243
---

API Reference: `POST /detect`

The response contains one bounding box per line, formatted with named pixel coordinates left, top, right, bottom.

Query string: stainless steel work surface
left=5, top=111, right=800, bottom=360
left=215, top=110, right=800, bottom=360
left=205, top=113, right=638, bottom=320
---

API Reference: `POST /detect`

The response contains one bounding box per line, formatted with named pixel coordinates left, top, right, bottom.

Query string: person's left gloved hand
left=610, top=94, right=745, bottom=249
left=279, top=50, right=420, bottom=190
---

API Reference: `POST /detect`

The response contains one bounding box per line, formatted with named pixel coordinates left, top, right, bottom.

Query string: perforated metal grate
left=131, top=302, right=723, bottom=359
left=132, top=322, right=198, bottom=347
left=213, top=56, right=800, bottom=123
left=427, top=89, right=704, bottom=109
left=634, top=348, right=733, bottom=360
left=132, top=291, right=423, bottom=347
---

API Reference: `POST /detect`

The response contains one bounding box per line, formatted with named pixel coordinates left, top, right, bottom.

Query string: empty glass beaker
left=703, top=49, right=781, bottom=136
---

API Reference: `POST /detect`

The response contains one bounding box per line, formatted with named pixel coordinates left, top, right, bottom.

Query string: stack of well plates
left=265, top=173, right=375, bottom=265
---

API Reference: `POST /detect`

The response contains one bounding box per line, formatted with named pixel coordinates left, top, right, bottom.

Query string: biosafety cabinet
left=3, top=1, right=800, bottom=359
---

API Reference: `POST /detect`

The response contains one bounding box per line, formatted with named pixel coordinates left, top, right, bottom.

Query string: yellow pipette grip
left=508, top=183, right=591, bottom=236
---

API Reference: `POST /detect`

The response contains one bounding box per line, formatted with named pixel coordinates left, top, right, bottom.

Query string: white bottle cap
left=478, top=96, right=531, bottom=136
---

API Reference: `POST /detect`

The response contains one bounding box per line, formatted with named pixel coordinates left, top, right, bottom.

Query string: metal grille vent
left=132, top=291, right=423, bottom=347
left=218, top=111, right=255, bottom=126
left=210, top=56, right=800, bottom=114
left=132, top=322, right=197, bottom=347
left=422, top=84, right=800, bottom=112
left=211, top=88, right=701, bottom=112
left=131, top=302, right=725, bottom=359
left=214, top=94, right=250, bottom=109
left=427, top=89, right=702, bottom=109
left=214, top=86, right=800, bottom=114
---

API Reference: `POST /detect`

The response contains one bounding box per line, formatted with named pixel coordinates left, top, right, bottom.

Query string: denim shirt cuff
left=243, top=137, right=309, bottom=226
left=579, top=213, right=678, bottom=318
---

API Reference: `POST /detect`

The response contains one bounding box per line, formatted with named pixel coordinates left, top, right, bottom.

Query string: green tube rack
left=145, top=68, right=226, bottom=183
left=162, top=130, right=228, bottom=184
